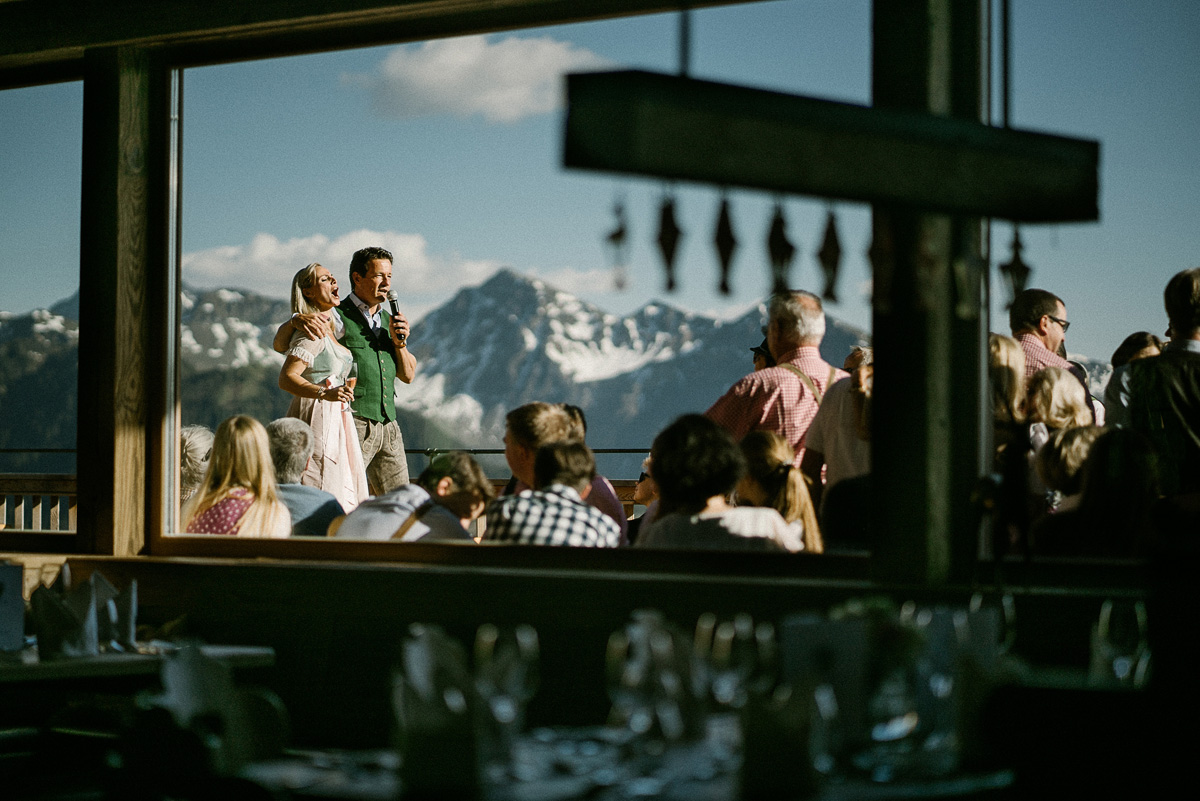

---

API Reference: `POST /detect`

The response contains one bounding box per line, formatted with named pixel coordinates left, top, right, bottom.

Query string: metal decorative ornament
left=656, top=194, right=683, bottom=291
left=767, top=202, right=796, bottom=295
left=817, top=209, right=842, bottom=302
left=713, top=195, right=738, bottom=295
left=605, top=197, right=629, bottom=290
left=999, top=227, right=1031, bottom=307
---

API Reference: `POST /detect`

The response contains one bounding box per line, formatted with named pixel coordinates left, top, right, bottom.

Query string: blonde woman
left=278, top=263, right=369, bottom=512
left=183, top=415, right=291, bottom=537
left=1026, top=366, right=1092, bottom=434
left=737, top=430, right=824, bottom=553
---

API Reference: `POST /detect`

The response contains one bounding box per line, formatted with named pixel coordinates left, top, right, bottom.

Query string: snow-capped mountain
left=400, top=269, right=868, bottom=458
left=181, top=286, right=291, bottom=371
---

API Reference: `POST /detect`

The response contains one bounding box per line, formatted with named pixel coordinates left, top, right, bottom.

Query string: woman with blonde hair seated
left=1026, top=366, right=1093, bottom=438
left=737, top=430, right=823, bottom=553
left=989, top=334, right=1027, bottom=465
left=1024, top=366, right=1094, bottom=517
left=183, top=415, right=291, bottom=538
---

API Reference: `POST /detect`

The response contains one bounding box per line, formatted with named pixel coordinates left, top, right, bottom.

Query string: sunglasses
left=1048, top=315, right=1071, bottom=333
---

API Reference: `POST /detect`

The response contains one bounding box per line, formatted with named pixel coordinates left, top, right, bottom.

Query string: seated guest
left=179, top=424, right=214, bottom=504
left=1033, top=425, right=1104, bottom=515
left=502, top=403, right=629, bottom=542
left=636, top=414, right=801, bottom=552
left=1025, top=366, right=1094, bottom=514
left=559, top=404, right=629, bottom=540
left=626, top=455, right=660, bottom=545
left=484, top=440, right=621, bottom=547
left=1031, top=427, right=1161, bottom=558
left=499, top=402, right=577, bottom=492
left=183, top=415, right=291, bottom=538
left=332, top=450, right=492, bottom=541
left=266, top=418, right=345, bottom=537
left=739, top=430, right=823, bottom=553
left=1104, top=331, right=1165, bottom=427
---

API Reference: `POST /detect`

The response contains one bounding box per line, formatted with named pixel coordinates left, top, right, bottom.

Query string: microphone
left=386, top=289, right=406, bottom=345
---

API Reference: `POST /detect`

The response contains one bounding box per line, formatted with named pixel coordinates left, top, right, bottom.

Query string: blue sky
left=1, top=0, right=1198, bottom=363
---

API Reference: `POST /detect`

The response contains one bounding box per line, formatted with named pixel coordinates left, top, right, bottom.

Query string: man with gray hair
left=706, top=291, right=847, bottom=466
left=266, top=417, right=345, bottom=537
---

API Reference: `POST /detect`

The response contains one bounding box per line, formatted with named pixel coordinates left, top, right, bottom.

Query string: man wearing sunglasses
left=1009, top=288, right=1075, bottom=379
left=1010, top=288, right=1096, bottom=423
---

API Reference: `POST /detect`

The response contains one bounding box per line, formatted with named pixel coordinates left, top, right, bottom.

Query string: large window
left=0, top=82, right=82, bottom=532
left=170, top=4, right=875, bottom=538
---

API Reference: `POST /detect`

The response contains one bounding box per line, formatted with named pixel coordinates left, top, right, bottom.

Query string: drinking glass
left=1089, top=599, right=1150, bottom=688
left=474, top=623, right=540, bottom=778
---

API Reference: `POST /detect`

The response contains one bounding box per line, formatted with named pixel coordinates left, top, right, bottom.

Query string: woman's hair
left=989, top=333, right=1026, bottom=425
left=290, top=262, right=328, bottom=316
left=1026, top=366, right=1092, bottom=430
left=738, top=430, right=823, bottom=553
left=1110, top=331, right=1164, bottom=368
left=182, top=415, right=289, bottom=536
left=650, top=414, right=745, bottom=516
left=179, top=425, right=214, bottom=502
left=1035, top=425, right=1104, bottom=495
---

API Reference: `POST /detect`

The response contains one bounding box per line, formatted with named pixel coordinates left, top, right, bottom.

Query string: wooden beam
left=0, top=1, right=758, bottom=80
left=76, top=47, right=159, bottom=557
left=869, top=0, right=984, bottom=587
left=563, top=69, right=1098, bottom=223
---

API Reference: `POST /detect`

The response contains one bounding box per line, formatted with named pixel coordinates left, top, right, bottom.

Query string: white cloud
left=534, top=266, right=625, bottom=297
left=344, top=34, right=611, bottom=123
left=182, top=229, right=504, bottom=322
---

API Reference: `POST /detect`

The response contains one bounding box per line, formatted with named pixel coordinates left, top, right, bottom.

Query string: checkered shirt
left=705, top=346, right=847, bottom=466
left=483, top=484, right=622, bottom=547
left=1017, top=332, right=1073, bottom=380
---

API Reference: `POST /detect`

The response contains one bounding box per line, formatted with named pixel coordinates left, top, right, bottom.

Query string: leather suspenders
left=778, top=363, right=838, bottom=405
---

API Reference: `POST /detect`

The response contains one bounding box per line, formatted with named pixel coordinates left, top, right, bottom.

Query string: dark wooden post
left=870, top=0, right=986, bottom=585
left=77, top=47, right=169, bottom=555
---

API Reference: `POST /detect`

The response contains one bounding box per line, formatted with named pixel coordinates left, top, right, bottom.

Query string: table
left=0, top=643, right=275, bottom=683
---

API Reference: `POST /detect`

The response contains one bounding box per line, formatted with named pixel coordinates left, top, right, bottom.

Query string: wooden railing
left=0, top=474, right=77, bottom=533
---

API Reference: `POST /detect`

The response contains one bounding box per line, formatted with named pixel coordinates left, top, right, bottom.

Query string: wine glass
left=345, top=361, right=358, bottom=392
left=474, top=623, right=540, bottom=778
left=1089, top=599, right=1150, bottom=687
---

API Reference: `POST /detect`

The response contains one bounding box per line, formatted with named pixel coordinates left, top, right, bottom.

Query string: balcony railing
left=0, top=474, right=77, bottom=533
left=0, top=447, right=645, bottom=548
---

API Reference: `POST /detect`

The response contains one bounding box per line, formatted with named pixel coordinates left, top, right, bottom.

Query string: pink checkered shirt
left=1017, top=332, right=1073, bottom=380
left=705, top=346, right=848, bottom=466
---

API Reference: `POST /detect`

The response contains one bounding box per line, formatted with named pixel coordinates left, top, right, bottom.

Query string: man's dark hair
left=349, top=246, right=394, bottom=280
left=649, top=414, right=746, bottom=516
left=533, top=440, right=595, bottom=493
left=416, top=450, right=496, bottom=502
left=1009, top=288, right=1064, bottom=334
left=1164, top=267, right=1200, bottom=336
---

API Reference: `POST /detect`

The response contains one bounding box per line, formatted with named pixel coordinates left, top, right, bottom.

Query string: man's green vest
left=337, top=299, right=397, bottom=423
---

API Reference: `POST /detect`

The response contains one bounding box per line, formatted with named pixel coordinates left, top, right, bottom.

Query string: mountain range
left=1, top=269, right=1109, bottom=477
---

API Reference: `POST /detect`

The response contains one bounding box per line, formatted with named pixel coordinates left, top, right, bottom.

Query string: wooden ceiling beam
left=0, top=0, right=755, bottom=81
left=564, top=69, right=1099, bottom=223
